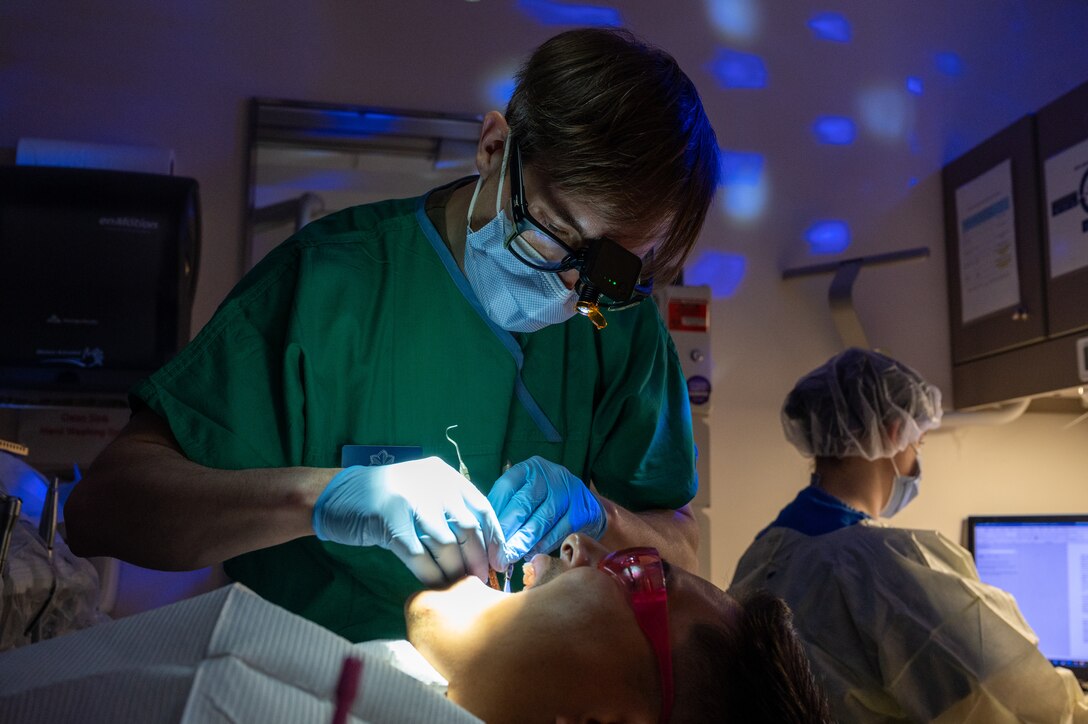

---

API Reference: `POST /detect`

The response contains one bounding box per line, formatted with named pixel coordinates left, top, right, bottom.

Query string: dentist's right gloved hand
left=312, top=456, right=506, bottom=587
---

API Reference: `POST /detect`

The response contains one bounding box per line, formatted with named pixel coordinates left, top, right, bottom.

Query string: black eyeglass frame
left=505, top=142, right=652, bottom=310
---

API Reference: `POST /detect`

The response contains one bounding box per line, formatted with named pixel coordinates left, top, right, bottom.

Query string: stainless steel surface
left=0, top=495, right=21, bottom=575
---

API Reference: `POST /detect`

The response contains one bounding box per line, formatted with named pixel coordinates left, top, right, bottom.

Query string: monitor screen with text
left=969, top=516, right=1088, bottom=669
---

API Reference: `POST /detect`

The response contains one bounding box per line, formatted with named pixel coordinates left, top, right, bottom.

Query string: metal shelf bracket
left=782, top=247, right=930, bottom=349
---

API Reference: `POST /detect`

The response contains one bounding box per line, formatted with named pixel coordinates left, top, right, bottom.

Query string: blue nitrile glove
left=312, top=456, right=506, bottom=587
left=487, top=456, right=606, bottom=567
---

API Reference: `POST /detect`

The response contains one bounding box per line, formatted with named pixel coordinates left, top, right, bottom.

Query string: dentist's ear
left=474, top=110, right=511, bottom=176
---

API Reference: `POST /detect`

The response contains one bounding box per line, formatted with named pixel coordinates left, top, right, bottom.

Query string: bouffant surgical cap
left=781, top=347, right=943, bottom=461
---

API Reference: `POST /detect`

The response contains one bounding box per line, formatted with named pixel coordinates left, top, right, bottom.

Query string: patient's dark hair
left=672, top=589, right=832, bottom=723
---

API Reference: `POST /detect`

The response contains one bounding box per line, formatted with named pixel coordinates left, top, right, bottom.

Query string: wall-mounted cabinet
left=943, top=116, right=1046, bottom=366
left=943, top=82, right=1088, bottom=410
left=1037, top=82, right=1088, bottom=339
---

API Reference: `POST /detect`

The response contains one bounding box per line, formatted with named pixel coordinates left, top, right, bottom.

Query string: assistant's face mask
left=881, top=444, right=922, bottom=519
left=463, top=138, right=576, bottom=333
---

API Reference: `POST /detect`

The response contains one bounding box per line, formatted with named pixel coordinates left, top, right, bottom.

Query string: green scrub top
left=132, top=185, right=696, bottom=642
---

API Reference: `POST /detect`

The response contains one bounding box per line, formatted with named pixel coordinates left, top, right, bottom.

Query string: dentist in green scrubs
left=65, top=28, right=721, bottom=641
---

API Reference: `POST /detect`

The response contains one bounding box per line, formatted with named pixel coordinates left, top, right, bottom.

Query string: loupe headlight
left=571, top=239, right=652, bottom=330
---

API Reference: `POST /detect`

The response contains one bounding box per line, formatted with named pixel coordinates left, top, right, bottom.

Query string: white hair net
left=781, top=348, right=943, bottom=461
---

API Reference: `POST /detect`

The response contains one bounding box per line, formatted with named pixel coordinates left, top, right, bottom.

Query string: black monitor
left=0, top=165, right=200, bottom=404
left=966, top=514, right=1088, bottom=679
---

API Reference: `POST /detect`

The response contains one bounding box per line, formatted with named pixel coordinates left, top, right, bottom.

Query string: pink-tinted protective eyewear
left=598, top=546, right=673, bottom=723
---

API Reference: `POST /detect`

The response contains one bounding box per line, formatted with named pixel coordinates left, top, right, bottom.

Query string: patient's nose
left=560, top=533, right=609, bottom=568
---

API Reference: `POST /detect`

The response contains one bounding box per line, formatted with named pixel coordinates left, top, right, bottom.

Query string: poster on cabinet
left=1043, top=136, right=1088, bottom=280
left=954, top=159, right=1021, bottom=324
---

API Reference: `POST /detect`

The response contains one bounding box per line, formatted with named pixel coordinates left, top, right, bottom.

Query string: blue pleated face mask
left=881, top=445, right=922, bottom=518
left=462, top=139, right=576, bottom=333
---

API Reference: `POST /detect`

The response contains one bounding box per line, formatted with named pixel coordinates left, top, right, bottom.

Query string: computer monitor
left=966, top=514, right=1088, bottom=678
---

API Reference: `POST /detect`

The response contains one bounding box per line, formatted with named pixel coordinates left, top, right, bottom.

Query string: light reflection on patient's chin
left=406, top=574, right=504, bottom=638
left=405, top=551, right=567, bottom=652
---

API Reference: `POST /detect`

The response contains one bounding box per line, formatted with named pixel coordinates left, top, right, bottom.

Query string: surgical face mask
left=881, top=445, right=922, bottom=519
left=463, top=140, right=576, bottom=333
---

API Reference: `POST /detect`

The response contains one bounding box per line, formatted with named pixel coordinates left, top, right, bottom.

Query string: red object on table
left=332, top=655, right=363, bottom=724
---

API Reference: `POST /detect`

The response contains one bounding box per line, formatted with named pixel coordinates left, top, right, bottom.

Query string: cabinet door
left=942, top=115, right=1046, bottom=365
left=1036, top=80, right=1088, bottom=338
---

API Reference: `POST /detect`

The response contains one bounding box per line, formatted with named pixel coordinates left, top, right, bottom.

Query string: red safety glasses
left=598, top=547, right=673, bottom=724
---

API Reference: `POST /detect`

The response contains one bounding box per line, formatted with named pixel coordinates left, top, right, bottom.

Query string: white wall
left=3, top=1, right=1087, bottom=594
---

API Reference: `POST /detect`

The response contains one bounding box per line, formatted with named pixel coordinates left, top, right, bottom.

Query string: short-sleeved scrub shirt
left=133, top=182, right=696, bottom=642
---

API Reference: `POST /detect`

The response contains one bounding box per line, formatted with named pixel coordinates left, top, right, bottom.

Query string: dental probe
left=444, top=425, right=470, bottom=481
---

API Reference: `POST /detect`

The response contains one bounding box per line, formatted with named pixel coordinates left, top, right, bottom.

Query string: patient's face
left=405, top=534, right=737, bottom=724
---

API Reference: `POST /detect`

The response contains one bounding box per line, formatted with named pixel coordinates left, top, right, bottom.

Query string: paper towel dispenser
left=0, top=165, right=200, bottom=401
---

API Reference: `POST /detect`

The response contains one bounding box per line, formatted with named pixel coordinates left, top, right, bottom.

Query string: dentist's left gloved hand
left=312, top=456, right=506, bottom=587
left=487, top=456, right=606, bottom=568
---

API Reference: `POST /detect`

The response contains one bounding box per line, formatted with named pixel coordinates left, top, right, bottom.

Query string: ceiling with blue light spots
left=468, top=0, right=1088, bottom=299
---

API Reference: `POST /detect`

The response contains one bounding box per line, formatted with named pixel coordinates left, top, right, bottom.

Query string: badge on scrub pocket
left=340, top=444, right=423, bottom=467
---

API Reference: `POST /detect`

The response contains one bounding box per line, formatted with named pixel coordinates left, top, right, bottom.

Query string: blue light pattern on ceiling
left=935, top=51, right=964, bottom=76
left=517, top=0, right=623, bottom=27
left=719, top=150, right=763, bottom=185
left=707, top=0, right=760, bottom=40
left=808, top=12, right=851, bottom=42
left=684, top=251, right=747, bottom=299
left=806, top=220, right=851, bottom=254
left=813, top=116, right=856, bottom=145
left=719, top=150, right=767, bottom=221
left=859, top=87, right=911, bottom=140
left=723, top=183, right=768, bottom=221
left=708, top=49, right=768, bottom=89
left=487, top=74, right=517, bottom=108
left=906, top=76, right=924, bottom=95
